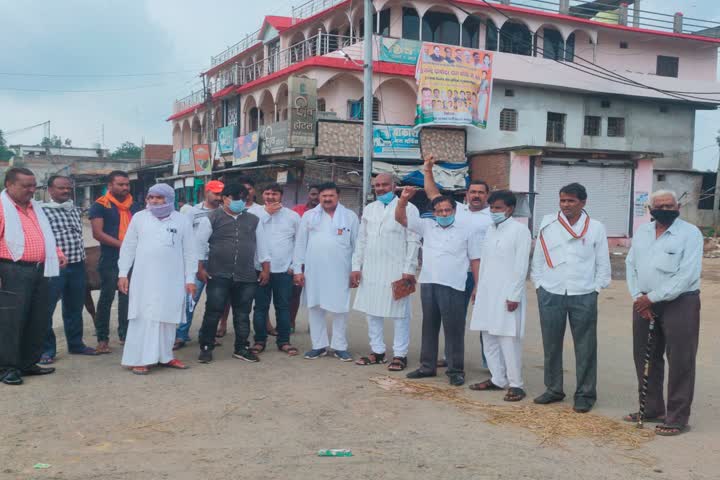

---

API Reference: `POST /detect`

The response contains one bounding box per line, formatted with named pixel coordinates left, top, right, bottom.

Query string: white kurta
left=118, top=210, right=197, bottom=366
left=470, top=218, right=532, bottom=337
left=352, top=198, right=421, bottom=318
left=292, top=206, right=359, bottom=314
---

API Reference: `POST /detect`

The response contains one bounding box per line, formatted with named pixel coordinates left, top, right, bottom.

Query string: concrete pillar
left=559, top=0, right=569, bottom=15
left=673, top=12, right=684, bottom=33
left=619, top=3, right=628, bottom=26
left=316, top=28, right=322, bottom=56
left=632, top=0, right=641, bottom=27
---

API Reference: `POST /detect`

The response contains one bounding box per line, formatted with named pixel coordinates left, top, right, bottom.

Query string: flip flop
left=623, top=412, right=665, bottom=423
left=469, top=379, right=503, bottom=391
left=131, top=366, right=149, bottom=375
left=655, top=424, right=690, bottom=436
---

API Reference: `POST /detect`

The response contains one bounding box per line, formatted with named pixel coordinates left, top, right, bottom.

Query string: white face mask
left=491, top=211, right=508, bottom=224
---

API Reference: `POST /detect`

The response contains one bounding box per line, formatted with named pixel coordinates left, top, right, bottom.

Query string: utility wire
left=0, top=69, right=203, bottom=78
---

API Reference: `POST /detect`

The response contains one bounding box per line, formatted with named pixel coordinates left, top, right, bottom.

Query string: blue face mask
left=491, top=211, right=508, bottom=224
left=228, top=199, right=246, bottom=213
left=436, top=215, right=455, bottom=227
left=377, top=191, right=395, bottom=205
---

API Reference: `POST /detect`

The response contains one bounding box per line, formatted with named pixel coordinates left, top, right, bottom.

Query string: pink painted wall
left=375, top=79, right=417, bottom=124
left=317, top=74, right=364, bottom=118
left=594, top=30, right=718, bottom=82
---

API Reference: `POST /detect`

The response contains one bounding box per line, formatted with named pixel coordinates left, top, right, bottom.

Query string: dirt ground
left=2, top=257, right=719, bottom=480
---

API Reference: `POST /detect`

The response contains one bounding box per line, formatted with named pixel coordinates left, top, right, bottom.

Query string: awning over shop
left=373, top=161, right=468, bottom=190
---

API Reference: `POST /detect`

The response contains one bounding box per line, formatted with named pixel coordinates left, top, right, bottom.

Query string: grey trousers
left=419, top=283, right=468, bottom=375
left=633, top=292, right=700, bottom=427
left=537, top=287, right=598, bottom=406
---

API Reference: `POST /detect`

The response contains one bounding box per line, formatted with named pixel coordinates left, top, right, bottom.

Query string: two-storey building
left=167, top=0, right=720, bottom=242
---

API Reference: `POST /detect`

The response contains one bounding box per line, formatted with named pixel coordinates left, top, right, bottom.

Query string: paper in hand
left=187, top=293, right=196, bottom=313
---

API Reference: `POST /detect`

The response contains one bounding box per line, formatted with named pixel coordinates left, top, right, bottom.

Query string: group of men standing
left=0, top=161, right=704, bottom=436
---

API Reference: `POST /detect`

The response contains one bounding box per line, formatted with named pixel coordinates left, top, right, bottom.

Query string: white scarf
left=43, top=199, right=75, bottom=210
left=1, top=190, right=60, bottom=277
left=308, top=202, right=349, bottom=232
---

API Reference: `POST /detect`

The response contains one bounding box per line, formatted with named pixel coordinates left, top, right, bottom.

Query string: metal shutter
left=533, top=161, right=632, bottom=237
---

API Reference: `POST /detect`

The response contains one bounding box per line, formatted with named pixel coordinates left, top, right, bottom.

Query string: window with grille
left=657, top=56, right=679, bottom=78
left=584, top=116, right=601, bottom=136
left=499, top=109, right=518, bottom=131
left=546, top=112, right=565, bottom=143
left=317, top=98, right=326, bottom=112
left=348, top=97, right=380, bottom=121
left=607, top=117, right=625, bottom=137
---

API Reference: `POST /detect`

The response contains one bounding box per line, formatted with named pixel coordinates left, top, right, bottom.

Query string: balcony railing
left=174, top=89, right=206, bottom=114
left=211, top=29, right=261, bottom=67
left=493, top=0, right=720, bottom=38
left=291, top=0, right=346, bottom=20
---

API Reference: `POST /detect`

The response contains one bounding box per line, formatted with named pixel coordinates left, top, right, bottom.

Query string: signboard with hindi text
left=373, top=125, right=421, bottom=160
left=260, top=121, right=296, bottom=156
left=178, top=148, right=193, bottom=173
left=415, top=42, right=494, bottom=129
left=379, top=38, right=421, bottom=65
left=233, top=132, right=259, bottom=166
left=288, top=76, right=317, bottom=148
left=217, top=125, right=236, bottom=154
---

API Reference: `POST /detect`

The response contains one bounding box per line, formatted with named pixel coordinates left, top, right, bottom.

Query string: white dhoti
left=308, top=306, right=348, bottom=351
left=366, top=304, right=411, bottom=357
left=121, top=320, right=176, bottom=366
left=482, top=332, right=524, bottom=389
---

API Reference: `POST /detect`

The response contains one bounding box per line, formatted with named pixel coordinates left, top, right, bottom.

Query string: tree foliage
left=111, top=141, right=142, bottom=159
left=0, top=129, right=13, bottom=161
left=40, top=135, right=71, bottom=148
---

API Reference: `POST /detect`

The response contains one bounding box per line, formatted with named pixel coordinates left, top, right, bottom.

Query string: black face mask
left=650, top=209, right=679, bottom=226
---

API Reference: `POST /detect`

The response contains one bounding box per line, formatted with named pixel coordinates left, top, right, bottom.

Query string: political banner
left=192, top=144, right=212, bottom=175
left=217, top=125, right=236, bottom=154
left=179, top=148, right=193, bottom=173
left=373, top=125, right=421, bottom=160
left=233, top=132, right=259, bottom=166
left=379, top=38, right=421, bottom=65
left=415, top=43, right=494, bottom=129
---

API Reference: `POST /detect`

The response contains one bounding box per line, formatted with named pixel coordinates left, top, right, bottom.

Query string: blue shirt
left=88, top=200, right=143, bottom=266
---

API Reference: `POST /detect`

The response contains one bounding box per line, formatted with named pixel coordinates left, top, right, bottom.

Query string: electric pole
left=714, top=129, right=720, bottom=229
left=361, top=0, right=374, bottom=206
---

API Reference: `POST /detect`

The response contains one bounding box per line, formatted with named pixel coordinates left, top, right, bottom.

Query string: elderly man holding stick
left=624, top=190, right=703, bottom=436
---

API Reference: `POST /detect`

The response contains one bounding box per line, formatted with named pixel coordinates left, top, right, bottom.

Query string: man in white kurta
left=118, top=184, right=197, bottom=374
left=351, top=173, right=420, bottom=370
left=292, top=183, right=359, bottom=361
left=469, top=191, right=531, bottom=401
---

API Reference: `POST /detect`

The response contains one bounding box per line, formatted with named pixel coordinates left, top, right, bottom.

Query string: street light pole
left=714, top=130, right=720, bottom=228
left=362, top=0, right=374, bottom=207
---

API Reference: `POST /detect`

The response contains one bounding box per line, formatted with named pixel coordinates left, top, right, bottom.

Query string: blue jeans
left=176, top=263, right=206, bottom=342
left=44, top=261, right=87, bottom=357
left=252, top=272, right=293, bottom=346
left=199, top=277, right=256, bottom=352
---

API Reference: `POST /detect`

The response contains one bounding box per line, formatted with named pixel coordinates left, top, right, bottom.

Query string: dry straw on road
left=370, top=376, right=654, bottom=449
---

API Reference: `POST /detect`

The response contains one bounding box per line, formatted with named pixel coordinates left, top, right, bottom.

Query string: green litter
left=33, top=463, right=51, bottom=469
left=317, top=449, right=352, bottom=457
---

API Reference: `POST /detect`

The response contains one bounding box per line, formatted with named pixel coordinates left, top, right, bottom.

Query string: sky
left=1, top=0, right=719, bottom=170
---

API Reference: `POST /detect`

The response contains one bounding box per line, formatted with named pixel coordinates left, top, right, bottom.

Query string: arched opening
left=566, top=30, right=593, bottom=62
left=486, top=18, right=498, bottom=51
left=359, top=8, right=390, bottom=38
left=244, top=96, right=259, bottom=134
left=318, top=73, right=364, bottom=118
left=500, top=20, right=532, bottom=56
left=462, top=15, right=483, bottom=48
left=402, top=6, right=420, bottom=40
left=191, top=116, right=202, bottom=145
left=536, top=26, right=564, bottom=60
left=375, top=79, right=416, bottom=124
left=276, top=83, right=289, bottom=121
left=289, top=32, right=306, bottom=63
left=172, top=123, right=182, bottom=151
left=181, top=119, right=191, bottom=149
left=258, top=90, right=275, bottom=126
left=422, top=9, right=461, bottom=45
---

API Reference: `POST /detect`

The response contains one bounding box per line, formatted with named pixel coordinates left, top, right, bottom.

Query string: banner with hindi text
left=414, top=42, right=494, bottom=129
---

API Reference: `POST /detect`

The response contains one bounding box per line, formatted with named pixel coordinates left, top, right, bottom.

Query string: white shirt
left=253, top=206, right=300, bottom=273
left=195, top=209, right=271, bottom=265
left=531, top=212, right=611, bottom=295
left=626, top=218, right=703, bottom=303
left=406, top=215, right=482, bottom=291
left=183, top=202, right=216, bottom=260
left=246, top=202, right=265, bottom=218
left=456, top=204, right=493, bottom=269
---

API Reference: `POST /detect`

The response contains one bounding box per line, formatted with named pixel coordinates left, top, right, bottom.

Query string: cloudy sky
left=1, top=0, right=719, bottom=170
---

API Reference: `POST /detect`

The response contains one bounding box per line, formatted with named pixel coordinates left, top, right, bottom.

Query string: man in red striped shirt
left=0, top=167, right=67, bottom=386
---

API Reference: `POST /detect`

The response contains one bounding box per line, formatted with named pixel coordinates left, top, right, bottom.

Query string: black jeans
left=44, top=261, right=87, bottom=356
left=537, top=287, right=598, bottom=406
left=0, top=261, right=49, bottom=376
left=253, top=272, right=293, bottom=346
left=94, top=262, right=128, bottom=342
left=199, top=277, right=257, bottom=352
left=419, top=283, right=468, bottom=375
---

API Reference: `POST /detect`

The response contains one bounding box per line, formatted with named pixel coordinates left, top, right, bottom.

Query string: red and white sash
left=538, top=211, right=590, bottom=268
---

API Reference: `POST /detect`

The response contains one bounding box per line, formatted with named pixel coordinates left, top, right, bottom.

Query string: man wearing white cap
left=118, top=184, right=197, bottom=375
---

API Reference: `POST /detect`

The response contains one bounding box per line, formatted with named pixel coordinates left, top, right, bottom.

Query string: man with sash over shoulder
left=531, top=183, right=611, bottom=413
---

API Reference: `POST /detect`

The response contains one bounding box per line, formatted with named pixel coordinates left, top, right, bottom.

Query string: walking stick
left=637, top=313, right=657, bottom=429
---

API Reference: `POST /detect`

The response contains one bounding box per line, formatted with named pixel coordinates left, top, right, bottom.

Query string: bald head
left=373, top=173, right=395, bottom=197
